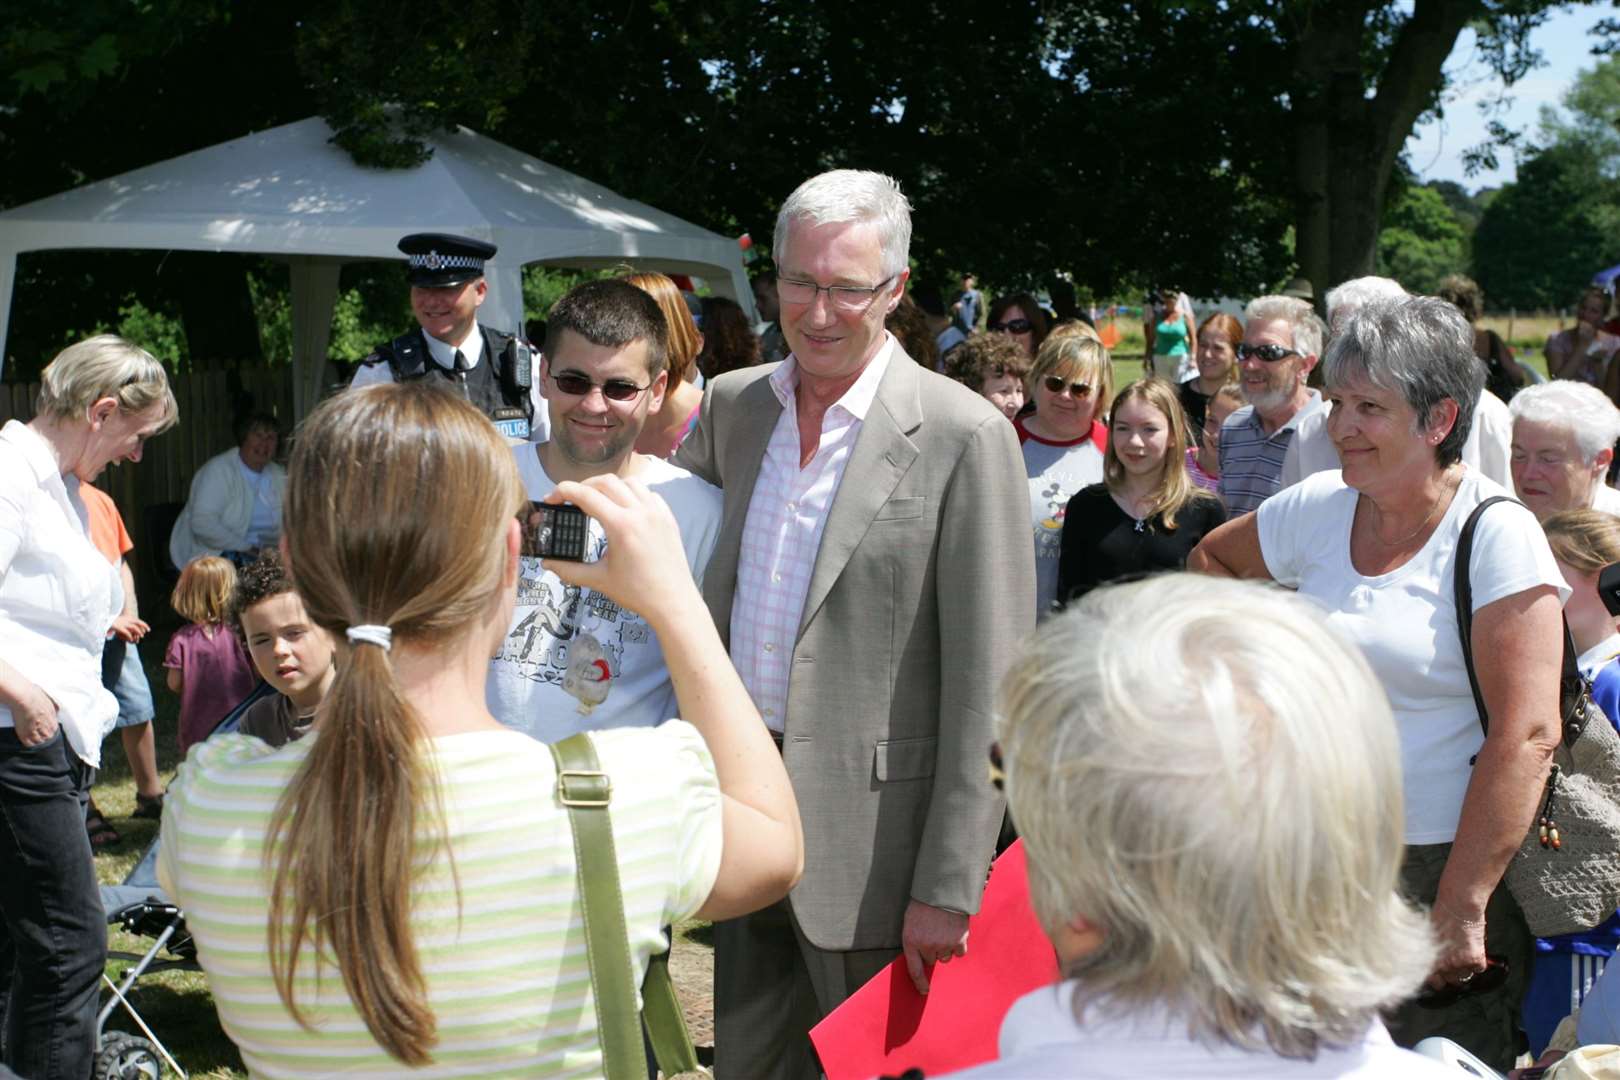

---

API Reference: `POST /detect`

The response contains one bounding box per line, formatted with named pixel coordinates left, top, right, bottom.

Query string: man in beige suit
left=677, top=170, right=1035, bottom=1078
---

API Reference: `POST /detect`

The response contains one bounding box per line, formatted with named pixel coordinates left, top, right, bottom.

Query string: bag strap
left=550, top=734, right=700, bottom=1080
left=1452, top=495, right=1585, bottom=743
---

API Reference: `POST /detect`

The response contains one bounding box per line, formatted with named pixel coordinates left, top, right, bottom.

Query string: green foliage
left=109, top=298, right=190, bottom=370
left=1541, top=55, right=1620, bottom=174
left=1474, top=142, right=1620, bottom=309
left=1377, top=185, right=1468, bottom=294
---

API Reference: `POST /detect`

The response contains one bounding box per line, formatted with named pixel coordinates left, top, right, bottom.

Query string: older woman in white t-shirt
left=1191, top=296, right=1567, bottom=1073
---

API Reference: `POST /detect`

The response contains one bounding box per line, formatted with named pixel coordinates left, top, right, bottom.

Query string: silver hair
left=1321, top=296, right=1483, bottom=466
left=1324, top=276, right=1408, bottom=327
left=998, top=574, right=1436, bottom=1060
left=773, top=170, right=913, bottom=280
left=36, top=334, right=178, bottom=429
left=1243, top=295, right=1325, bottom=359
left=1511, top=381, right=1620, bottom=464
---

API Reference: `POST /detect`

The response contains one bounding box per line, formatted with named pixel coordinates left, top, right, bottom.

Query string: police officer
left=352, top=233, right=548, bottom=442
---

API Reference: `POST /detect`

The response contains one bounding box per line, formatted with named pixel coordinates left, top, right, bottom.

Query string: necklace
left=1367, top=468, right=1457, bottom=547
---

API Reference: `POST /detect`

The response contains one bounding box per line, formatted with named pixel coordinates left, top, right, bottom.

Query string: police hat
left=398, top=233, right=497, bottom=287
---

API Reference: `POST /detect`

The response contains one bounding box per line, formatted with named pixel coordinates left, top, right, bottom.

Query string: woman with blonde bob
left=0, top=334, right=174, bottom=1079
left=943, top=575, right=1446, bottom=1078
left=1055, top=378, right=1224, bottom=604
left=623, top=270, right=706, bottom=457
left=158, top=383, right=802, bottom=1076
left=1016, top=327, right=1116, bottom=618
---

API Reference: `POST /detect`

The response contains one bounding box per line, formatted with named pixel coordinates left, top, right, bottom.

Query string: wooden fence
left=1, top=364, right=298, bottom=616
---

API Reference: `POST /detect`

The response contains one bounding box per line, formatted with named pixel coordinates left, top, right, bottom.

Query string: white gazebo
left=0, top=116, right=753, bottom=417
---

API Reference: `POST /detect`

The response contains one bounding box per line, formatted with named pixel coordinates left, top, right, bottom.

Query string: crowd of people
left=8, top=166, right=1620, bottom=1080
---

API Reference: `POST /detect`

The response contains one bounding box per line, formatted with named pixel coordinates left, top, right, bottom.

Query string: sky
left=1404, top=3, right=1610, bottom=192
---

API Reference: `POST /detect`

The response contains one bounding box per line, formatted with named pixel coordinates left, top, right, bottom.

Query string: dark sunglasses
left=1042, top=375, right=1093, bottom=398
left=549, top=370, right=652, bottom=401
left=1415, top=956, right=1509, bottom=1008
left=991, top=318, right=1034, bottom=334
left=1235, top=343, right=1301, bottom=363
left=988, top=742, right=1005, bottom=791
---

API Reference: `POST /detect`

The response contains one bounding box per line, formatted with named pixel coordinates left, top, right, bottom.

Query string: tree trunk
left=1290, top=0, right=1481, bottom=299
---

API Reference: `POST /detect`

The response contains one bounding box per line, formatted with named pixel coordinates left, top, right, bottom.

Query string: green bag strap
left=550, top=734, right=701, bottom=1079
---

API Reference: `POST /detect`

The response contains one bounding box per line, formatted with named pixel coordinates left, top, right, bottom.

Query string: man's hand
left=901, top=899, right=969, bottom=995
left=14, top=684, right=59, bottom=747
left=110, top=613, right=150, bottom=643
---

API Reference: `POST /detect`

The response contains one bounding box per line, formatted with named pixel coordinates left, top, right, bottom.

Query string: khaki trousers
left=713, top=897, right=896, bottom=1079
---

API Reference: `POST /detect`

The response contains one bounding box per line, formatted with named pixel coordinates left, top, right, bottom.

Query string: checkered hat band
left=408, top=253, right=483, bottom=270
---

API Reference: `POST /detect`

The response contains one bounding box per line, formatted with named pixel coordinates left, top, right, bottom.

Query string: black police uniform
left=355, top=232, right=537, bottom=441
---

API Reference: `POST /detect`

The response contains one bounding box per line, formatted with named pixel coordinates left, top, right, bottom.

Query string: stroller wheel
left=94, top=1032, right=164, bottom=1079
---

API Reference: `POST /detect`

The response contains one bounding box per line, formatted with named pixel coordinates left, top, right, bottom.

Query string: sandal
left=85, top=800, right=121, bottom=851
left=131, top=792, right=164, bottom=820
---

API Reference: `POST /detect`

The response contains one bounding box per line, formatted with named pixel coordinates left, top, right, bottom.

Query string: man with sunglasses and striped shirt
left=1217, top=295, right=1327, bottom=516
left=485, top=279, right=722, bottom=741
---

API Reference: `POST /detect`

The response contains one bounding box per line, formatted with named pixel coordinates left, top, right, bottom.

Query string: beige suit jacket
left=677, top=348, right=1035, bottom=951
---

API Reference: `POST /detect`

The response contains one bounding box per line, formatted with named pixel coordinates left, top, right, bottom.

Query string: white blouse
left=0, top=421, right=121, bottom=766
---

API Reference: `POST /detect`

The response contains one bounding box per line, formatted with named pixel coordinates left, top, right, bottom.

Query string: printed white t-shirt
left=1258, top=468, right=1568, bottom=843
left=487, top=447, right=722, bottom=743
left=1016, top=417, right=1106, bottom=620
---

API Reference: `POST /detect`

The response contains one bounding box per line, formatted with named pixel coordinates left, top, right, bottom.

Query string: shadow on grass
left=101, top=971, right=244, bottom=1076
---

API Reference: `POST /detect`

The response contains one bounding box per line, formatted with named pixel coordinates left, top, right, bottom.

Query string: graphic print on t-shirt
left=496, top=532, right=653, bottom=714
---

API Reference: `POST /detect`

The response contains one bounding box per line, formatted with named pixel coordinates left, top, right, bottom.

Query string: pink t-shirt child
left=165, top=623, right=258, bottom=755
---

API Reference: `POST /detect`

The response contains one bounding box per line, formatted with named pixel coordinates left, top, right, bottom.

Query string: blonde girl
left=164, top=555, right=257, bottom=753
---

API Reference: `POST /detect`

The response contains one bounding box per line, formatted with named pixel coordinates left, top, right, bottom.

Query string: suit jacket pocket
left=873, top=496, right=926, bottom=521
left=874, top=736, right=938, bottom=781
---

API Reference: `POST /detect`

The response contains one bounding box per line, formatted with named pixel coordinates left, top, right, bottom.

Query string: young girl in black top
left=1056, top=378, right=1226, bottom=604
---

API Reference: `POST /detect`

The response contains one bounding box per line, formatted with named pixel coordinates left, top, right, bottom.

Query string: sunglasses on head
left=1042, top=375, right=1093, bottom=398
left=991, top=318, right=1034, bottom=335
left=1236, top=343, right=1301, bottom=363
left=548, top=370, right=651, bottom=401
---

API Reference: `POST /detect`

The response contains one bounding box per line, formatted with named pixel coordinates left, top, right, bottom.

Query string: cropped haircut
left=1323, top=276, right=1407, bottom=329
left=998, top=575, right=1436, bottom=1059
left=696, top=296, right=762, bottom=379
left=1510, top=381, right=1620, bottom=464
left=620, top=271, right=699, bottom=384
left=947, top=332, right=1031, bottom=393
left=171, top=556, right=238, bottom=626
left=988, top=293, right=1051, bottom=353
left=545, top=279, right=670, bottom=380
left=234, top=411, right=279, bottom=446
left=774, top=169, right=912, bottom=280
left=1438, top=274, right=1485, bottom=323
left=36, top=334, right=178, bottom=431
left=1244, top=295, right=1325, bottom=360
left=1322, top=296, right=1482, bottom=467
left=1030, top=329, right=1114, bottom=419
left=1103, top=378, right=1214, bottom=529
left=268, top=383, right=524, bottom=1065
left=1543, top=509, right=1620, bottom=575
left=231, top=547, right=294, bottom=631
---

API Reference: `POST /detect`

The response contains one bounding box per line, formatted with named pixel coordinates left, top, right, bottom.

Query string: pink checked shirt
left=731, top=337, right=895, bottom=733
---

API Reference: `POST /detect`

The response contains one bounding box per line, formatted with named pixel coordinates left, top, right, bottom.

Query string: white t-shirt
left=1259, top=468, right=1568, bottom=843
left=938, top=982, right=1453, bottom=1079
left=487, top=448, right=722, bottom=742
left=1019, top=422, right=1105, bottom=620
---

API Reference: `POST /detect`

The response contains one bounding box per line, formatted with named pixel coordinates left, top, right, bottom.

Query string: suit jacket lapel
left=705, top=373, right=783, bottom=645
left=796, top=352, right=923, bottom=641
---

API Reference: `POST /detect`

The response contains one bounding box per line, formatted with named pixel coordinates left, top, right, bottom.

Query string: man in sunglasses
left=1217, top=294, right=1327, bottom=516
left=486, top=279, right=722, bottom=740
left=679, top=170, right=1032, bottom=1079
left=352, top=232, right=548, bottom=444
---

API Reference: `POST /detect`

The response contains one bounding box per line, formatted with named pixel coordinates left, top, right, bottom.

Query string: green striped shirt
left=159, top=723, right=721, bottom=1078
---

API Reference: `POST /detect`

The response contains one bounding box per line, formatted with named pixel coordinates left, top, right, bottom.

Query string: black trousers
left=0, top=729, right=106, bottom=1080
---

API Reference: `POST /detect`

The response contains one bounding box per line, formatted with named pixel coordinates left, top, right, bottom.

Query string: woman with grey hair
left=1191, top=295, right=1568, bottom=1070
left=0, top=334, right=176, bottom=1078
left=1509, top=380, right=1620, bottom=520
left=944, top=574, right=1449, bottom=1078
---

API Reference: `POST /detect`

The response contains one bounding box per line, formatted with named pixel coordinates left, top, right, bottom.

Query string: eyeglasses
left=1236, top=343, right=1301, bottom=363
left=548, top=370, right=652, bottom=401
left=1042, top=375, right=1093, bottom=398
left=776, top=274, right=895, bottom=311
left=990, top=318, right=1034, bottom=335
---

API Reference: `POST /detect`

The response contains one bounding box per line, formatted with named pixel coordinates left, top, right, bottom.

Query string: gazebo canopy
left=0, top=116, right=753, bottom=416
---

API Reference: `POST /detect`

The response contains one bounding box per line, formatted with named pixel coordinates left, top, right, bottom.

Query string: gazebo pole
left=288, top=257, right=341, bottom=423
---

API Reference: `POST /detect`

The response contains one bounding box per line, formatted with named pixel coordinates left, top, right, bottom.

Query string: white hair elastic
left=345, top=624, right=393, bottom=652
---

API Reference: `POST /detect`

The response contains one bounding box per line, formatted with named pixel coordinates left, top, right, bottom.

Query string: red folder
left=809, top=841, right=1060, bottom=1080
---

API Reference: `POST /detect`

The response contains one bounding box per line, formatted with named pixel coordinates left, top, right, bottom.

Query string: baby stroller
left=94, top=682, right=274, bottom=1080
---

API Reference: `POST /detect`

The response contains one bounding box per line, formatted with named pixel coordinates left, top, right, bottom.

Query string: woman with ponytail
left=158, top=383, right=802, bottom=1075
